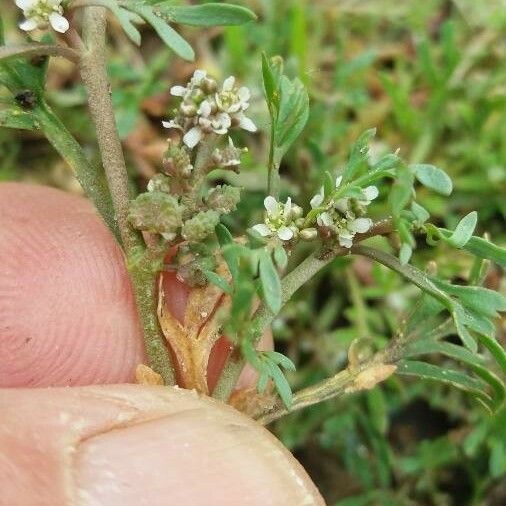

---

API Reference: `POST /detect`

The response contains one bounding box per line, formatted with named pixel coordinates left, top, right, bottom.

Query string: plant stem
left=257, top=367, right=357, bottom=424
left=34, top=102, right=120, bottom=241
left=213, top=219, right=394, bottom=401
left=79, top=6, right=142, bottom=254
left=79, top=6, right=175, bottom=383
left=129, top=253, right=175, bottom=385
left=0, top=44, right=79, bottom=63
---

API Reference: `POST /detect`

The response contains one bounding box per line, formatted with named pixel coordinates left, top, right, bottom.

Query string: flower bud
left=206, top=185, right=241, bottom=213
left=291, top=204, right=304, bottom=219
left=201, top=77, right=218, bottom=94
left=180, top=103, right=197, bottom=117
left=300, top=228, right=318, bottom=241
left=147, top=174, right=171, bottom=193
left=163, top=141, right=193, bottom=177
left=129, top=192, right=182, bottom=237
left=182, top=210, right=220, bottom=242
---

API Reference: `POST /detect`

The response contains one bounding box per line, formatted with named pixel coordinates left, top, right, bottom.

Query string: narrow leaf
left=204, top=270, right=232, bottom=295
left=397, top=360, right=493, bottom=408
left=343, top=128, right=376, bottom=182
left=259, top=251, right=282, bottom=313
left=161, top=3, right=257, bottom=26
left=264, top=351, right=296, bottom=371
left=215, top=223, right=234, bottom=246
left=266, top=361, right=293, bottom=408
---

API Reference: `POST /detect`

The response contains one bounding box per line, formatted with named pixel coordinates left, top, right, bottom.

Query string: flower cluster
left=252, top=196, right=305, bottom=241
left=15, top=0, right=69, bottom=33
left=162, top=70, right=257, bottom=149
left=252, top=177, right=378, bottom=247
left=311, top=176, right=378, bottom=248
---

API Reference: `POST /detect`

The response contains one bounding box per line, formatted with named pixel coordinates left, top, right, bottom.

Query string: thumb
left=0, top=385, right=323, bottom=505
left=0, top=183, right=145, bottom=387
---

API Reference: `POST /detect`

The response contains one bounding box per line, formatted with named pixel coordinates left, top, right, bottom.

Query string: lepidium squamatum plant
left=1, top=1, right=505, bottom=424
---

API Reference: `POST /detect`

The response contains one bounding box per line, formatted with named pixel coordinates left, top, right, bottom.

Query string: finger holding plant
left=1, top=0, right=505, bottom=430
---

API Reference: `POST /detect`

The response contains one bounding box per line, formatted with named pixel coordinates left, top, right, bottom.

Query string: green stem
left=79, top=6, right=142, bottom=254
left=0, top=44, right=79, bottom=63
left=129, top=254, right=175, bottom=385
left=79, top=6, right=175, bottom=383
left=34, top=102, right=120, bottom=241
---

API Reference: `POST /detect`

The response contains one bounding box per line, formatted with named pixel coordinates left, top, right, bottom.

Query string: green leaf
left=397, top=360, right=493, bottom=409
left=0, top=106, right=37, bottom=130
left=411, top=201, right=430, bottom=223
left=264, top=351, right=296, bottom=371
left=399, top=243, right=412, bottom=265
left=266, top=361, right=293, bottom=408
left=261, top=53, right=282, bottom=112
left=159, top=3, right=257, bottom=26
left=259, top=251, right=282, bottom=313
left=203, top=270, right=232, bottom=295
left=438, top=231, right=506, bottom=268
left=389, top=164, right=414, bottom=218
left=134, top=5, right=195, bottom=61
left=215, top=223, right=234, bottom=246
left=342, top=128, right=376, bottom=182
left=478, top=334, right=506, bottom=377
left=412, top=164, right=453, bottom=196
left=274, top=75, right=309, bottom=154
left=445, top=211, right=478, bottom=248
left=434, top=280, right=506, bottom=319
left=273, top=245, right=288, bottom=270
left=257, top=368, right=269, bottom=393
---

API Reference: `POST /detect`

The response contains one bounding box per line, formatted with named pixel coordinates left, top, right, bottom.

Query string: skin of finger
left=0, top=183, right=145, bottom=387
left=0, top=182, right=269, bottom=390
left=0, top=385, right=324, bottom=506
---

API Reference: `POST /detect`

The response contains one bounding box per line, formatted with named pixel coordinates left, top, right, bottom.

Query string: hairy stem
left=34, top=102, right=120, bottom=241
left=79, top=6, right=142, bottom=253
left=79, top=7, right=175, bottom=383
left=129, top=254, right=175, bottom=385
left=0, top=44, right=79, bottom=63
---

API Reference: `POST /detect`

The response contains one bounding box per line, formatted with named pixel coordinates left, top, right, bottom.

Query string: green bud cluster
left=162, top=140, right=193, bottom=178
left=181, top=210, right=220, bottom=242
left=129, top=192, right=182, bottom=239
left=206, top=185, right=241, bottom=214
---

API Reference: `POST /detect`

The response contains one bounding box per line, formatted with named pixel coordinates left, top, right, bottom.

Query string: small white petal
left=193, top=70, right=207, bottom=84
left=362, top=185, right=379, bottom=201
left=238, top=114, right=257, bottom=132
left=277, top=226, right=294, bottom=241
left=335, top=198, right=349, bottom=213
left=338, top=235, right=354, bottom=248
left=264, top=196, right=279, bottom=215
left=19, top=18, right=38, bottom=31
left=310, top=187, right=324, bottom=209
left=223, top=76, right=235, bottom=91
left=252, top=224, right=272, bottom=237
left=161, top=120, right=182, bottom=130
left=217, top=112, right=231, bottom=128
left=183, top=126, right=202, bottom=148
left=284, top=197, right=292, bottom=218
left=335, top=175, right=343, bottom=188
left=16, top=0, right=37, bottom=9
left=238, top=86, right=250, bottom=103
left=198, top=100, right=212, bottom=117
left=317, top=212, right=333, bottom=227
left=228, top=137, right=234, bottom=147
left=49, top=12, right=69, bottom=33
left=170, top=85, right=187, bottom=97
left=348, top=217, right=372, bottom=234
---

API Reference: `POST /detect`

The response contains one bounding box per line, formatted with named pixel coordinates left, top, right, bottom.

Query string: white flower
left=359, top=185, right=379, bottom=204
left=310, top=186, right=325, bottom=209
left=347, top=217, right=373, bottom=234
left=317, top=211, right=333, bottom=227
left=338, top=229, right=354, bottom=248
left=170, top=69, right=207, bottom=99
left=16, top=0, right=69, bottom=33
left=251, top=196, right=297, bottom=242
left=161, top=119, right=183, bottom=131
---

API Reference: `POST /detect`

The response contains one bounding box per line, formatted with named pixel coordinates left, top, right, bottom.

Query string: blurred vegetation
left=1, top=0, right=505, bottom=504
